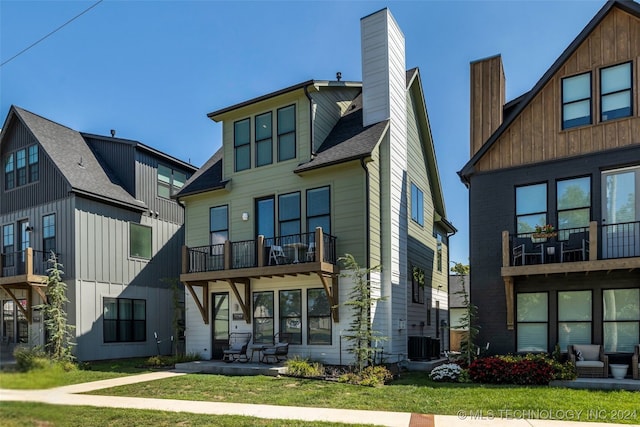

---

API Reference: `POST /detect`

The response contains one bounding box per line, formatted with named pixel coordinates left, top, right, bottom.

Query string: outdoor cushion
left=575, top=361, right=604, bottom=368
left=573, top=344, right=600, bottom=361
left=575, top=350, right=584, bottom=361
left=229, top=343, right=244, bottom=351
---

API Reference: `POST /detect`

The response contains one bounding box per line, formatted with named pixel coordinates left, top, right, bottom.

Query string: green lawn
left=0, top=402, right=366, bottom=427
left=89, top=372, right=640, bottom=424
left=0, top=358, right=153, bottom=389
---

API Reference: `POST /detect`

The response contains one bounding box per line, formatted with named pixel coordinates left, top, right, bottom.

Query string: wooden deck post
left=257, top=235, right=265, bottom=267
left=25, top=247, right=33, bottom=276
left=589, top=221, right=598, bottom=261
left=503, top=276, right=514, bottom=330
left=502, top=231, right=510, bottom=267
left=224, top=240, right=231, bottom=270
left=181, top=245, right=189, bottom=274
left=315, top=227, right=324, bottom=262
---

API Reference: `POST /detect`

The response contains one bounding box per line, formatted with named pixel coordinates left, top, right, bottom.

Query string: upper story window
left=600, top=62, right=632, bottom=122
left=210, top=205, right=229, bottom=245
left=307, top=186, right=330, bottom=234
left=562, top=72, right=592, bottom=130
left=557, top=176, right=590, bottom=237
left=279, top=192, right=300, bottom=236
left=157, top=165, right=186, bottom=198
left=516, top=183, right=547, bottom=234
left=4, top=145, right=39, bottom=190
left=129, top=223, right=151, bottom=259
left=234, top=118, right=251, bottom=172
left=2, top=224, right=14, bottom=266
left=411, top=182, right=424, bottom=226
left=277, top=105, right=296, bottom=161
left=255, top=112, right=273, bottom=167
left=42, top=214, right=56, bottom=256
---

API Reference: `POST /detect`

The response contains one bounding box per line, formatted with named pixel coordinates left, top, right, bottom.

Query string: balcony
left=0, top=248, right=54, bottom=323
left=500, top=220, right=640, bottom=329
left=180, top=228, right=339, bottom=324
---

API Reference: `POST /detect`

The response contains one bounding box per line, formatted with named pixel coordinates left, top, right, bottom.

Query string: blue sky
left=0, top=0, right=606, bottom=267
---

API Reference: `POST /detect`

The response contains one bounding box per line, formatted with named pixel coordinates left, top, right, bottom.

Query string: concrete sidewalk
left=0, top=371, right=630, bottom=427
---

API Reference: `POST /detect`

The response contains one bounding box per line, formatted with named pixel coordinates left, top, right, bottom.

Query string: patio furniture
left=222, top=332, right=252, bottom=363
left=261, top=332, right=290, bottom=363
left=306, top=242, right=316, bottom=261
left=512, top=237, right=544, bottom=265
left=633, top=344, right=639, bottom=380
left=269, top=245, right=288, bottom=265
left=568, top=344, right=608, bottom=378
left=561, top=231, right=589, bottom=262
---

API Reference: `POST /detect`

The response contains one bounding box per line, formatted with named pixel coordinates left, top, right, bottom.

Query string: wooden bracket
left=0, top=285, right=30, bottom=323
left=317, top=272, right=339, bottom=322
left=184, top=281, right=209, bottom=324
left=226, top=279, right=251, bottom=323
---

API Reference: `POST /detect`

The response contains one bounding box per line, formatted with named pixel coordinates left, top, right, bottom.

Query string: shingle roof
left=174, top=147, right=225, bottom=198
left=10, top=106, right=146, bottom=210
left=459, top=0, right=640, bottom=182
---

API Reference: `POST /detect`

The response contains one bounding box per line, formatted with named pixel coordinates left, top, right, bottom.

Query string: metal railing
left=601, top=220, right=640, bottom=259
left=1, top=249, right=59, bottom=277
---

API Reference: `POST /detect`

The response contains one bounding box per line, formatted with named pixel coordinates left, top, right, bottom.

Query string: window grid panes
left=411, top=183, right=424, bottom=226
left=603, top=288, right=639, bottom=353
left=28, top=145, right=38, bottom=183
left=103, top=297, right=146, bottom=343
left=307, top=288, right=331, bottom=345
left=4, top=153, right=14, bottom=190
left=234, top=118, right=251, bottom=171
left=562, top=72, right=591, bottom=129
left=279, top=290, right=302, bottom=344
left=600, top=62, right=632, bottom=122
left=279, top=192, right=300, bottom=237
left=42, top=214, right=55, bottom=257
left=557, top=177, right=591, bottom=239
left=2, top=224, right=14, bottom=267
left=558, top=290, right=592, bottom=349
left=516, top=292, right=548, bottom=352
left=253, top=292, right=274, bottom=344
left=16, top=149, right=26, bottom=187
left=307, top=186, right=330, bottom=235
left=411, top=266, right=424, bottom=304
left=157, top=164, right=187, bottom=199
left=277, top=105, right=296, bottom=161
left=129, top=223, right=152, bottom=259
left=516, top=183, right=547, bottom=234
left=209, top=206, right=228, bottom=245
left=255, top=112, right=273, bottom=167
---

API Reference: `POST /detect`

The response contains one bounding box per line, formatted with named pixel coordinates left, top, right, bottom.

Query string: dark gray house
left=0, top=106, right=196, bottom=361
left=459, top=0, right=640, bottom=364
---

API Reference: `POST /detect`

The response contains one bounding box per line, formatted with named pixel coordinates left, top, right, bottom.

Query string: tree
left=38, top=252, right=75, bottom=362
left=450, top=262, right=477, bottom=366
left=339, top=254, right=386, bottom=372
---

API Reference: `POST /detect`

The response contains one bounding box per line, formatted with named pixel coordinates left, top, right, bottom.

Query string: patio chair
left=222, top=332, right=252, bottom=363
left=633, top=344, right=639, bottom=380
left=306, top=242, right=316, bottom=262
left=561, top=231, right=589, bottom=262
left=568, top=344, right=608, bottom=378
left=512, top=237, right=544, bottom=265
left=261, top=332, right=290, bottom=364
left=269, top=245, right=288, bottom=265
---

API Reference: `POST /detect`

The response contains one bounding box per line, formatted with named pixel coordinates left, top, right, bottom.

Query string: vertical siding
left=1, top=119, right=71, bottom=214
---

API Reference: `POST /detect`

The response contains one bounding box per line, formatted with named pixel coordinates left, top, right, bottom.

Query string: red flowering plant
left=468, top=354, right=562, bottom=385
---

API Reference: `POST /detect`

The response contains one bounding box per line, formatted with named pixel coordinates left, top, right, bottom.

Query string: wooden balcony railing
left=0, top=248, right=55, bottom=280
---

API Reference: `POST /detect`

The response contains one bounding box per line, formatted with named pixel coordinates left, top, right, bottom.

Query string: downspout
left=304, top=85, right=316, bottom=157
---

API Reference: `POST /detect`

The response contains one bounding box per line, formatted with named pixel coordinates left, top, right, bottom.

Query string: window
left=16, top=149, right=26, bottom=187
left=307, top=186, right=330, bottom=234
left=4, top=153, right=14, bottom=190
left=253, top=291, right=274, bottom=344
left=256, top=197, right=275, bottom=238
left=562, top=72, right=591, bottom=129
left=28, top=145, right=38, bottom=183
left=209, top=206, right=228, bottom=245
left=279, top=192, right=300, bottom=237
left=411, top=266, right=424, bottom=304
left=277, top=105, right=296, bottom=161
left=603, top=288, right=639, bottom=353
left=103, top=297, right=146, bottom=342
left=411, top=183, right=424, bottom=226
left=2, top=224, right=14, bottom=267
left=557, top=177, right=590, bottom=239
left=436, top=233, right=443, bottom=272
left=255, top=112, right=273, bottom=167
left=234, top=118, right=251, bottom=171
left=516, top=292, right=548, bottom=352
left=157, top=164, right=186, bottom=198
left=129, top=223, right=151, bottom=259
left=42, top=214, right=55, bottom=256
left=601, top=62, right=632, bottom=122
left=279, top=290, right=302, bottom=344
left=307, top=288, right=331, bottom=345
left=558, top=290, right=592, bottom=349
left=516, top=183, right=547, bottom=234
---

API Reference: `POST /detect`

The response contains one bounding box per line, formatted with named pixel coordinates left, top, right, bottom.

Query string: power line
left=1, top=0, right=104, bottom=68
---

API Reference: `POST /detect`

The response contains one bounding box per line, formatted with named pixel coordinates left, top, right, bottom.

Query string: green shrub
left=14, top=346, right=50, bottom=372
left=339, top=365, right=393, bottom=387
left=285, top=356, right=324, bottom=377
